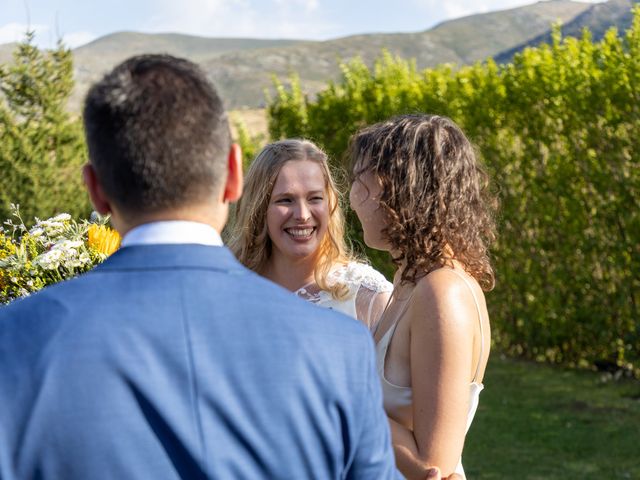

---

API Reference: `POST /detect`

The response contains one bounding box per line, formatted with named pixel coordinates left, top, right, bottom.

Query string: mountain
left=495, top=0, right=639, bottom=63
left=68, top=32, right=309, bottom=110
left=74, top=32, right=306, bottom=61
left=1, top=1, right=628, bottom=110
left=196, top=0, right=590, bottom=107
left=0, top=43, right=18, bottom=64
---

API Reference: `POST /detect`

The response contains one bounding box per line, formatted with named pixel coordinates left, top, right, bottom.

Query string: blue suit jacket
left=0, top=245, right=398, bottom=479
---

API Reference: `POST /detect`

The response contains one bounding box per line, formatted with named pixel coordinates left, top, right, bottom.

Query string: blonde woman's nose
left=294, top=201, right=311, bottom=222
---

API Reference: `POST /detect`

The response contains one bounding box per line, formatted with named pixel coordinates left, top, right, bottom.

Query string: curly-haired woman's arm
left=389, top=269, right=482, bottom=478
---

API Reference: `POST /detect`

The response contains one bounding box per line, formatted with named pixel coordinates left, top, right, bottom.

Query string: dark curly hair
left=349, top=114, right=497, bottom=290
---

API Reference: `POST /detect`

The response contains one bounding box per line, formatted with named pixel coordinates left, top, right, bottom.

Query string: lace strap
left=355, top=286, right=391, bottom=332
left=372, top=286, right=415, bottom=338
left=367, top=292, right=379, bottom=330
left=334, top=262, right=392, bottom=293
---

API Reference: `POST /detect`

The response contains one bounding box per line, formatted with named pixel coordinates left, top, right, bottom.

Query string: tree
left=0, top=32, right=90, bottom=224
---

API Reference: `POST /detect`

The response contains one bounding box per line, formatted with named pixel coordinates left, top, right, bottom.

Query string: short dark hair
left=83, top=54, right=231, bottom=217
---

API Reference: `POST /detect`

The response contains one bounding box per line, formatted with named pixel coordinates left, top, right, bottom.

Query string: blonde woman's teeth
left=286, top=228, right=314, bottom=237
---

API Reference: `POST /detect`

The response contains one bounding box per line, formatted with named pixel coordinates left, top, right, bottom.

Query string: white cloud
left=412, top=0, right=608, bottom=22
left=61, top=31, right=97, bottom=48
left=0, top=22, right=51, bottom=45
left=442, top=2, right=489, bottom=19
left=145, top=0, right=245, bottom=36
left=0, top=22, right=95, bottom=49
left=413, top=1, right=525, bottom=20
left=144, top=0, right=336, bottom=39
left=274, top=0, right=319, bottom=11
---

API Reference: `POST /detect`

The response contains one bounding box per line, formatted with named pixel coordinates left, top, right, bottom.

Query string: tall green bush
left=233, top=120, right=267, bottom=171
left=267, top=8, right=640, bottom=376
left=0, top=33, right=90, bottom=223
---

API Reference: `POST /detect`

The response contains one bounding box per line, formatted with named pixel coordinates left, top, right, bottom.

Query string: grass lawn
left=463, top=355, right=640, bottom=479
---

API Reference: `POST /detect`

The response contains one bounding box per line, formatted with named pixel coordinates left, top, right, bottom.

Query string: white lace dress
left=295, top=262, right=393, bottom=331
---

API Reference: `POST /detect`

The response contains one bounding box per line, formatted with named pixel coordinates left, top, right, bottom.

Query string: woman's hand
left=416, top=465, right=464, bottom=480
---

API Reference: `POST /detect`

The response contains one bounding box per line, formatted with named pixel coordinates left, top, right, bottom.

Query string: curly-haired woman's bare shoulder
left=410, top=267, right=484, bottom=333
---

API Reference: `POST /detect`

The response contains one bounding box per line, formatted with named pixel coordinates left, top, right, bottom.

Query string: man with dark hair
left=0, top=55, right=399, bottom=479
left=83, top=55, right=232, bottom=219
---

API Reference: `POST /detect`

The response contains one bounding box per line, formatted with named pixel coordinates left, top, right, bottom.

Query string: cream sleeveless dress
left=295, top=262, right=393, bottom=329
left=375, top=268, right=486, bottom=478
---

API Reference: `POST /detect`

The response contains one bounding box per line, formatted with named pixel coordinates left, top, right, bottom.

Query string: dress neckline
left=294, top=281, right=315, bottom=295
left=375, top=266, right=487, bottom=388
left=377, top=323, right=412, bottom=390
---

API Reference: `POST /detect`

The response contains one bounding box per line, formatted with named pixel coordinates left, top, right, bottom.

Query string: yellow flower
left=0, top=233, right=16, bottom=259
left=87, top=224, right=121, bottom=256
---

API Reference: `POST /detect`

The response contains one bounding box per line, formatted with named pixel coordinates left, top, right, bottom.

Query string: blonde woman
left=229, top=139, right=391, bottom=330
left=349, top=114, right=497, bottom=479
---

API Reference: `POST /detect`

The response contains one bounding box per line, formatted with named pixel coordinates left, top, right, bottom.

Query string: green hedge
left=267, top=8, right=640, bottom=376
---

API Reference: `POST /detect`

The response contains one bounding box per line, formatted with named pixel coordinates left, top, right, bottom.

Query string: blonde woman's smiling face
left=267, top=160, right=329, bottom=263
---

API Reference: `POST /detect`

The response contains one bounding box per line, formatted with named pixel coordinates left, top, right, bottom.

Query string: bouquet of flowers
left=0, top=204, right=121, bottom=304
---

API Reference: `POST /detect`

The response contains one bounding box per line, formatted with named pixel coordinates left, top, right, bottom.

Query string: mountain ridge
left=1, top=1, right=633, bottom=110
left=495, top=0, right=638, bottom=63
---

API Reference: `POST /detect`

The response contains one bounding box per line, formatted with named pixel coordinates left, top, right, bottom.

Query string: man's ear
left=223, top=143, right=243, bottom=203
left=82, top=164, right=112, bottom=215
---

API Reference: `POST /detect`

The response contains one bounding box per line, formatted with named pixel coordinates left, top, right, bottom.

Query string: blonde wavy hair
left=229, top=139, right=352, bottom=299
left=350, top=114, right=497, bottom=291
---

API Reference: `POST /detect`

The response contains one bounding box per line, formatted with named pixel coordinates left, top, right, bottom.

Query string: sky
left=0, top=0, right=607, bottom=49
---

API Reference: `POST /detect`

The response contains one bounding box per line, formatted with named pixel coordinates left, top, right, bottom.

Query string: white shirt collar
left=120, top=221, right=223, bottom=247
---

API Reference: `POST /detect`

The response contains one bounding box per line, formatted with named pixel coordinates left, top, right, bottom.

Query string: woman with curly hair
left=349, top=114, right=497, bottom=479
left=229, top=139, right=391, bottom=329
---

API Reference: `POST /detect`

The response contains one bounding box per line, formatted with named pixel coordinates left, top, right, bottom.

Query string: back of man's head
left=83, top=54, right=230, bottom=219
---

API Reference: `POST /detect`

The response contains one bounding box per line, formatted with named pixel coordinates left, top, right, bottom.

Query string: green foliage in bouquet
left=0, top=205, right=120, bottom=304
left=0, top=32, right=91, bottom=224
left=266, top=6, right=640, bottom=377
